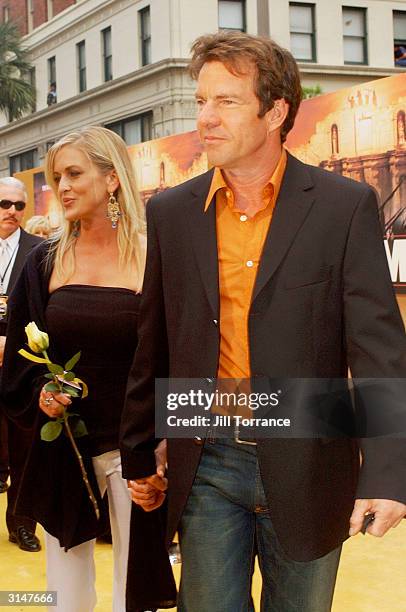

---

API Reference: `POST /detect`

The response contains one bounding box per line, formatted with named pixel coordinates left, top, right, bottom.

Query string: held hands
left=39, top=385, right=72, bottom=418
left=349, top=498, right=406, bottom=537
left=127, top=439, right=168, bottom=512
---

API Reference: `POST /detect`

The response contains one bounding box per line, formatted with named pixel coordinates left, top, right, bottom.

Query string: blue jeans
left=178, top=439, right=341, bottom=612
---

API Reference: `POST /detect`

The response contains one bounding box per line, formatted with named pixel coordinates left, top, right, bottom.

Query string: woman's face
left=33, top=229, right=49, bottom=238
left=52, top=145, right=118, bottom=223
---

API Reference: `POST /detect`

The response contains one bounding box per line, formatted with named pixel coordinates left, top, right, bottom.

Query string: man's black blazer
left=0, top=228, right=42, bottom=337
left=120, top=153, right=406, bottom=561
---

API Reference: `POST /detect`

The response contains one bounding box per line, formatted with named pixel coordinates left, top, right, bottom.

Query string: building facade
left=0, top=0, right=406, bottom=175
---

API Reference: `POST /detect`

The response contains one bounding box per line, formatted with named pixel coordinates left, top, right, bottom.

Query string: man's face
left=195, top=60, right=271, bottom=172
left=0, top=184, right=25, bottom=239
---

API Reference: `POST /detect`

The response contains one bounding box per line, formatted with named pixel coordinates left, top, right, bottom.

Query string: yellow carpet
left=1, top=491, right=405, bottom=611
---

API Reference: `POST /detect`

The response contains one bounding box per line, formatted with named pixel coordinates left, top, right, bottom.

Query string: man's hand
left=349, top=498, right=406, bottom=537
left=0, top=335, right=6, bottom=366
left=128, top=439, right=168, bottom=512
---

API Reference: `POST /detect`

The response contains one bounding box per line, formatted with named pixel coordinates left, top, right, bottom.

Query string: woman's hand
left=39, top=386, right=72, bottom=418
left=127, top=439, right=168, bottom=512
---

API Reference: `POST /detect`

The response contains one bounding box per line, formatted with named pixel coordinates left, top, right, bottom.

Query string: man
left=0, top=177, right=42, bottom=552
left=47, top=82, right=57, bottom=106
left=394, top=44, right=406, bottom=66
left=120, top=32, right=406, bottom=611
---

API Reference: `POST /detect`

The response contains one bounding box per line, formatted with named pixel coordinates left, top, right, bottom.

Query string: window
left=342, top=7, right=367, bottom=65
left=218, top=0, right=245, bottom=32
left=289, top=3, right=316, bottom=62
left=139, top=6, right=151, bottom=66
left=47, top=0, right=53, bottom=20
left=47, top=56, right=57, bottom=105
left=47, top=56, right=56, bottom=86
left=397, top=111, right=406, bottom=146
left=77, top=40, right=86, bottom=92
left=3, top=6, right=10, bottom=22
left=394, top=11, right=406, bottom=67
left=9, top=149, right=38, bottom=174
left=102, top=26, right=112, bottom=82
left=331, top=124, right=339, bottom=156
left=28, top=67, right=36, bottom=112
left=105, top=112, right=153, bottom=145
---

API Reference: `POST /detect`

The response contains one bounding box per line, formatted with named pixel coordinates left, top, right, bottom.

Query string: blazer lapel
left=8, top=230, right=41, bottom=293
left=185, top=170, right=219, bottom=318
left=252, top=153, right=316, bottom=302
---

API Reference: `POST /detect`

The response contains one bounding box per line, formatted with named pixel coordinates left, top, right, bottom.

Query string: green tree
left=302, top=85, right=323, bottom=100
left=0, top=21, right=36, bottom=122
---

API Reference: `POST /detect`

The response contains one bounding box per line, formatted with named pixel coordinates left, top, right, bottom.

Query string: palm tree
left=0, top=21, right=36, bottom=122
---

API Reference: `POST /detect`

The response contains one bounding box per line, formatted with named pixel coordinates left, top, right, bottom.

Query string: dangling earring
left=72, top=220, right=80, bottom=238
left=107, top=192, right=121, bottom=229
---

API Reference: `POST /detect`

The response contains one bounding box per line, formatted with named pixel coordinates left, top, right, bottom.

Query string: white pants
left=46, top=449, right=132, bottom=612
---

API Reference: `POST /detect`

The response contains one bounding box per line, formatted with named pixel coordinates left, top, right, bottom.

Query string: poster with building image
left=286, top=73, right=406, bottom=299
left=16, top=73, right=406, bottom=317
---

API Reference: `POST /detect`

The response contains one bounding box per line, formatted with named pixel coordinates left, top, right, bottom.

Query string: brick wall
left=33, top=0, right=47, bottom=29
left=0, top=0, right=28, bottom=35
left=0, top=0, right=76, bottom=35
left=53, top=0, right=75, bottom=17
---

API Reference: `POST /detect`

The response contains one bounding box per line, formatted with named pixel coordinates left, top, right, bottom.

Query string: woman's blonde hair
left=25, top=215, right=51, bottom=238
left=45, top=126, right=146, bottom=291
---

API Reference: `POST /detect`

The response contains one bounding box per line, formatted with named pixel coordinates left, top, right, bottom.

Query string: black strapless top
left=45, top=285, right=140, bottom=456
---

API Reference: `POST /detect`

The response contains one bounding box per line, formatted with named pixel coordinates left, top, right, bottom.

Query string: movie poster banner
left=16, top=73, right=406, bottom=317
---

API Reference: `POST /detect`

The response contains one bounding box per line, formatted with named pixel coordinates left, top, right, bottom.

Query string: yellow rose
left=25, top=322, right=49, bottom=353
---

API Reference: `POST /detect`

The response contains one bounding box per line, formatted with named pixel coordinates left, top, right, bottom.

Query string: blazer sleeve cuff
left=356, top=437, right=406, bottom=504
left=120, top=447, right=158, bottom=480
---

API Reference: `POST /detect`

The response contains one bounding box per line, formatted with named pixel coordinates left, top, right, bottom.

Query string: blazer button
left=213, top=319, right=218, bottom=325
left=193, top=436, right=204, bottom=446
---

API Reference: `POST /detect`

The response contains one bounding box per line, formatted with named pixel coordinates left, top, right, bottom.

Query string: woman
left=25, top=214, right=51, bottom=239
left=1, top=126, right=176, bottom=612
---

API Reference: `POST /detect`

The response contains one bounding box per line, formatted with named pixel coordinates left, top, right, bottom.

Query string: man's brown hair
left=189, top=31, right=302, bottom=143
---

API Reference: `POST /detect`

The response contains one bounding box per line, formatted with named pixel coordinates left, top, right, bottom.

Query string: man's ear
left=266, top=99, right=289, bottom=135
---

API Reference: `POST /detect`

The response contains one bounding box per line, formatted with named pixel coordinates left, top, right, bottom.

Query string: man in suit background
left=0, top=177, right=42, bottom=552
left=121, top=32, right=406, bottom=611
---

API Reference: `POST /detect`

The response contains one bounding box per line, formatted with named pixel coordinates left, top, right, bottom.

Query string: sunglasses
left=0, top=199, right=26, bottom=211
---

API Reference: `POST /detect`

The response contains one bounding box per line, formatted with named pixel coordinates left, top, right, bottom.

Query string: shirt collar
left=204, top=148, right=287, bottom=212
left=1, top=227, right=21, bottom=250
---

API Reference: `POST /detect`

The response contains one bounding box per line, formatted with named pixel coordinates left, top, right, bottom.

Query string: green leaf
left=64, top=351, right=81, bottom=372
left=0, top=22, right=36, bottom=122
left=63, top=387, right=80, bottom=397
left=44, top=382, right=60, bottom=393
left=18, top=349, right=50, bottom=364
left=72, top=419, right=88, bottom=438
left=44, top=373, right=55, bottom=379
left=65, top=412, right=80, bottom=418
left=64, top=371, right=75, bottom=381
left=46, top=363, right=64, bottom=375
left=40, top=421, right=62, bottom=442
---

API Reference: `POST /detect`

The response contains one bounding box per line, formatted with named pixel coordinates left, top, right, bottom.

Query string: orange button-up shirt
left=204, top=149, right=287, bottom=380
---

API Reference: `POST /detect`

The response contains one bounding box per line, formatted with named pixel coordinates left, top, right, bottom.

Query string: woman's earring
left=72, top=220, right=80, bottom=238
left=107, top=192, right=121, bottom=229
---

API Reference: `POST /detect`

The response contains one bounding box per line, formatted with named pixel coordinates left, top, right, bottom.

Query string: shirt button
left=240, top=214, right=247, bottom=222
left=246, top=260, right=254, bottom=268
left=213, top=319, right=218, bottom=325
